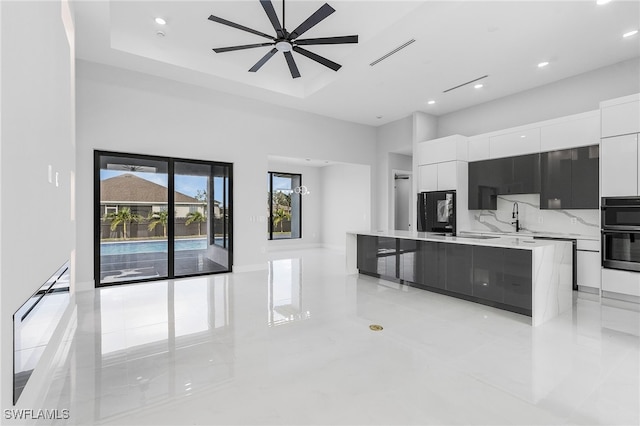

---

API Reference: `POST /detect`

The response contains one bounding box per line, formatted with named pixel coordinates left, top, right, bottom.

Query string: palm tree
left=272, top=208, right=291, bottom=233
left=104, top=207, right=143, bottom=240
left=185, top=211, right=207, bottom=236
left=147, top=209, right=169, bottom=238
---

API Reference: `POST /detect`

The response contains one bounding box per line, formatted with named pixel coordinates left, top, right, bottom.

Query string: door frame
left=94, top=150, right=233, bottom=287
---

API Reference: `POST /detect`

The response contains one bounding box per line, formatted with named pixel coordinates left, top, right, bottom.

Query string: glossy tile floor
left=42, top=249, right=639, bottom=425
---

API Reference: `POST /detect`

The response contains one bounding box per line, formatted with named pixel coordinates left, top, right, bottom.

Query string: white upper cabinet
left=467, top=135, right=490, bottom=161
left=417, top=135, right=468, bottom=165
left=418, top=164, right=438, bottom=192
left=418, top=161, right=464, bottom=192
left=540, top=111, right=600, bottom=151
left=601, top=94, right=640, bottom=138
left=600, top=134, right=639, bottom=197
left=489, top=128, right=540, bottom=158
left=436, top=161, right=458, bottom=191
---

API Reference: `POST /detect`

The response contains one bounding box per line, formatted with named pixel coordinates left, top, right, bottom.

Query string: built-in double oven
left=601, top=197, right=640, bottom=272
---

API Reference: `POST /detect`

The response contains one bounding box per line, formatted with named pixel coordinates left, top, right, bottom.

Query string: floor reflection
left=94, top=276, right=234, bottom=421
left=268, top=258, right=311, bottom=327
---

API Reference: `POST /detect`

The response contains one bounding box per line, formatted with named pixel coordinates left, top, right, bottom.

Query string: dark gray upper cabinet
left=571, top=145, right=599, bottom=209
left=540, top=145, right=599, bottom=209
left=512, top=154, right=541, bottom=195
left=540, top=149, right=573, bottom=209
left=468, top=154, right=540, bottom=210
left=469, top=146, right=598, bottom=210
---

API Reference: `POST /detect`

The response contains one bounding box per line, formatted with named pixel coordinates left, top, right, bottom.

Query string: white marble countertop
left=348, top=230, right=572, bottom=251
left=458, top=229, right=600, bottom=241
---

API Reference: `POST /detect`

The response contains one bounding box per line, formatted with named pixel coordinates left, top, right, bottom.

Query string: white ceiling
left=74, top=0, right=640, bottom=126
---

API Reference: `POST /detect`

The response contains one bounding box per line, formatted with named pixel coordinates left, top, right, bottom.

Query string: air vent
left=443, top=75, right=489, bottom=93
left=370, top=39, right=416, bottom=66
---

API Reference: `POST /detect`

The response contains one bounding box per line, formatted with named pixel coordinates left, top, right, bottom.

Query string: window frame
left=268, top=171, right=302, bottom=241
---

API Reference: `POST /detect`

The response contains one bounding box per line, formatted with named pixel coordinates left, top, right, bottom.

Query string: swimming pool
left=101, top=238, right=213, bottom=255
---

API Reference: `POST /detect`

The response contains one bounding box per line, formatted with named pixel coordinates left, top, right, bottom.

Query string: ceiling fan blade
left=293, top=46, right=341, bottom=71
left=249, top=47, right=278, bottom=72
left=283, top=51, right=301, bottom=78
left=208, top=14, right=274, bottom=40
left=289, top=3, right=335, bottom=39
left=295, top=35, right=359, bottom=45
left=259, top=0, right=284, bottom=38
left=213, top=43, right=274, bottom=53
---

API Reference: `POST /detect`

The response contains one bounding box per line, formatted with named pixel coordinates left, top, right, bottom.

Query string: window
left=268, top=172, right=301, bottom=240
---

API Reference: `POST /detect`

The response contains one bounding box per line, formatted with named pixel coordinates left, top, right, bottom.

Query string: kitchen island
left=346, top=230, right=573, bottom=326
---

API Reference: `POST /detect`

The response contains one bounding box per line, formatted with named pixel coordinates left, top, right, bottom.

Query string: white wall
left=320, top=163, right=371, bottom=251
left=375, top=116, right=413, bottom=229
left=388, top=153, right=412, bottom=230
left=0, top=0, right=75, bottom=411
left=76, top=60, right=377, bottom=285
left=437, top=58, right=640, bottom=138
left=266, top=161, right=322, bottom=250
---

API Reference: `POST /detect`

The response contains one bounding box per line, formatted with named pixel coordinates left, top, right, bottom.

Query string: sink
left=455, top=235, right=500, bottom=240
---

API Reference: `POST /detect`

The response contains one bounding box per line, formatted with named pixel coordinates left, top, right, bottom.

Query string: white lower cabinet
left=601, top=268, right=640, bottom=298
left=577, top=250, right=601, bottom=291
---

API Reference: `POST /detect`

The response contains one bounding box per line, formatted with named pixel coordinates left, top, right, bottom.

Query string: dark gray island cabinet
left=346, top=231, right=573, bottom=326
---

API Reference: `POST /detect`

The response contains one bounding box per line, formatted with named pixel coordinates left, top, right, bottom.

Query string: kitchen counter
left=350, top=229, right=561, bottom=249
left=458, top=229, right=599, bottom=241
left=346, top=230, right=573, bottom=326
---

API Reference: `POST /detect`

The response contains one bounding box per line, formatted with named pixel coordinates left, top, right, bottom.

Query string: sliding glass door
left=95, top=151, right=232, bottom=286
left=173, top=161, right=231, bottom=277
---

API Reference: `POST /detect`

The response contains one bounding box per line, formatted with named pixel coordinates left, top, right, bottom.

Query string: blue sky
left=100, top=170, right=225, bottom=205
left=272, top=175, right=294, bottom=192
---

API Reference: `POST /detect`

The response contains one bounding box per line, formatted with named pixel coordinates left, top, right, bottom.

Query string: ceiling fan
left=208, top=0, right=358, bottom=79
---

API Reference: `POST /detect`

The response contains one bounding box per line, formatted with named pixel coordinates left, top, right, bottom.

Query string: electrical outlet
left=570, top=217, right=577, bottom=225
left=538, top=216, right=544, bottom=224
left=479, top=216, right=485, bottom=223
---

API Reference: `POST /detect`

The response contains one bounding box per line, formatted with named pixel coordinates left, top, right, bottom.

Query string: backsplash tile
left=465, top=193, right=599, bottom=237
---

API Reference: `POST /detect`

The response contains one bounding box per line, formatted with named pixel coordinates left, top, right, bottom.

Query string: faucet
left=511, top=202, right=520, bottom=232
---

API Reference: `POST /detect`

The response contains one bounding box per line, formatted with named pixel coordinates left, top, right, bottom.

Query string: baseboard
left=578, top=285, right=600, bottom=295
left=233, top=263, right=268, bottom=273
left=602, top=290, right=640, bottom=304
left=267, top=242, right=322, bottom=252
left=321, top=243, right=346, bottom=253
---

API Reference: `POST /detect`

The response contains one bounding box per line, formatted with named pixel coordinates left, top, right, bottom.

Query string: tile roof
left=100, top=173, right=200, bottom=204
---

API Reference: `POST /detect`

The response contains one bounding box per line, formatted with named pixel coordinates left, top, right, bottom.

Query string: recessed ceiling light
left=623, top=30, right=638, bottom=38
left=538, top=61, right=549, bottom=68
left=596, top=0, right=612, bottom=5
left=155, top=17, right=167, bottom=25
left=376, top=115, right=383, bottom=119
left=156, top=31, right=165, bottom=37
left=474, top=83, right=484, bottom=89
left=427, top=100, right=436, bottom=105
left=520, top=135, right=527, bottom=138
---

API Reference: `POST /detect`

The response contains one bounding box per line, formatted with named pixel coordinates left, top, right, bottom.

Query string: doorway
left=94, top=151, right=233, bottom=286
left=393, top=171, right=412, bottom=231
